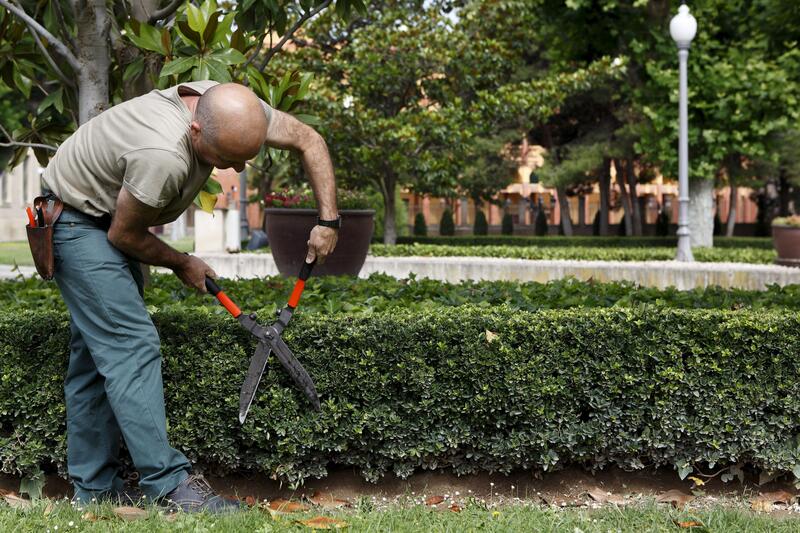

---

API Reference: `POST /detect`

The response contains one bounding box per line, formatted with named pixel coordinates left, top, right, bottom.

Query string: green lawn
left=0, top=237, right=195, bottom=266
left=1, top=500, right=798, bottom=532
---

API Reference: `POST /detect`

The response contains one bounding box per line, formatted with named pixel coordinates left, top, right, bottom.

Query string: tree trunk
left=689, top=178, right=714, bottom=247
left=555, top=186, right=573, bottom=237
left=615, top=159, right=632, bottom=236
left=626, top=158, right=643, bottom=236
left=382, top=174, right=397, bottom=244
left=779, top=168, right=791, bottom=217
left=599, top=158, right=610, bottom=236
left=725, top=184, right=737, bottom=238
left=75, top=1, right=111, bottom=124
left=577, top=194, right=586, bottom=227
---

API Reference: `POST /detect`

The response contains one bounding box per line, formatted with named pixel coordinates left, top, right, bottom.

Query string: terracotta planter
left=264, top=208, right=375, bottom=276
left=772, top=225, right=800, bottom=267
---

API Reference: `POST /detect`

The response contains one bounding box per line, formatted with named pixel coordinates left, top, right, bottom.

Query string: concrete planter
left=264, top=208, right=375, bottom=276
left=772, top=225, right=800, bottom=267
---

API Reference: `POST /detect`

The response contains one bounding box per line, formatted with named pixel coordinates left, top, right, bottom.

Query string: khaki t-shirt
left=42, top=80, right=269, bottom=226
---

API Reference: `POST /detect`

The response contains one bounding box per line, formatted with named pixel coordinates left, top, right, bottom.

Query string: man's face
left=192, top=131, right=248, bottom=172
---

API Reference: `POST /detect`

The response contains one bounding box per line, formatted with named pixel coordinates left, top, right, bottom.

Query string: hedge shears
left=204, top=259, right=320, bottom=423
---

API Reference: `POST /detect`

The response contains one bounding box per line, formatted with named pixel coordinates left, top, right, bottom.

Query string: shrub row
left=4, top=274, right=800, bottom=315
left=3, top=306, right=800, bottom=486
left=395, top=235, right=775, bottom=249
left=371, top=244, right=776, bottom=264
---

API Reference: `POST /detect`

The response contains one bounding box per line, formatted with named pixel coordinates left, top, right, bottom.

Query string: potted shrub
left=263, top=186, right=375, bottom=276
left=772, top=215, right=800, bottom=266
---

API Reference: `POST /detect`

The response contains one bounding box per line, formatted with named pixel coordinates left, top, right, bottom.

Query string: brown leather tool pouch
left=26, top=195, right=63, bottom=280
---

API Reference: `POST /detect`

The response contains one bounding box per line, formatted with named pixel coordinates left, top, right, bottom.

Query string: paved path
left=0, top=264, right=36, bottom=279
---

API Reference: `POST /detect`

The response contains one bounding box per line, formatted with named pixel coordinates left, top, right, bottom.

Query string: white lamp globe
left=670, top=4, right=697, bottom=48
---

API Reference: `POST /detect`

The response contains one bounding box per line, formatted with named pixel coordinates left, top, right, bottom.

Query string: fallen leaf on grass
left=425, top=495, right=445, bottom=506
left=296, top=516, right=348, bottom=529
left=268, top=499, right=310, bottom=513
left=307, top=490, right=352, bottom=509
left=82, top=511, right=98, bottom=522
left=3, top=494, right=32, bottom=510
left=113, top=506, right=148, bottom=521
left=43, top=501, right=54, bottom=516
left=673, top=520, right=704, bottom=528
left=245, top=495, right=256, bottom=507
left=688, top=476, right=705, bottom=487
left=586, top=487, right=625, bottom=505
left=751, top=500, right=773, bottom=513
left=449, top=504, right=461, bottom=512
left=656, top=489, right=694, bottom=508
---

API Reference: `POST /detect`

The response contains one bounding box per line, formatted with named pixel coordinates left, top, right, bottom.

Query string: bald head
left=194, top=83, right=268, bottom=162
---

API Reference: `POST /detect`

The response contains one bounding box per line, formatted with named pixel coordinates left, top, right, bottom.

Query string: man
left=42, top=81, right=339, bottom=513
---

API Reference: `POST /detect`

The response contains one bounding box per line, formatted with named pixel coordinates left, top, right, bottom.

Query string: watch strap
left=317, top=215, right=341, bottom=229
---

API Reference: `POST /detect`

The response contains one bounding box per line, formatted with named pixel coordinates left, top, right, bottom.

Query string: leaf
left=656, top=489, right=694, bottom=508
left=113, top=506, right=148, bottom=520
left=123, top=58, right=145, bottom=83
left=753, top=490, right=795, bottom=506
left=210, top=48, right=247, bottom=66
left=230, top=28, right=246, bottom=52
left=677, top=464, right=693, bottom=480
left=267, top=499, right=309, bottom=513
left=425, top=495, right=444, bottom=506
left=673, top=520, right=704, bottom=528
left=202, top=11, right=220, bottom=48
left=307, top=490, right=351, bottom=509
left=294, top=114, right=322, bottom=126
left=485, top=330, right=498, bottom=343
left=586, top=487, right=625, bottom=505
left=751, top=499, right=773, bottom=513
left=160, top=56, right=197, bottom=78
left=12, top=67, right=30, bottom=99
left=295, top=516, right=348, bottom=529
left=449, top=504, right=461, bottom=512
left=195, top=190, right=218, bottom=213
left=688, top=476, right=705, bottom=487
left=3, top=494, right=32, bottom=510
left=177, top=20, right=203, bottom=49
left=204, top=59, right=231, bottom=83
left=245, top=495, right=256, bottom=507
left=186, top=3, right=207, bottom=34
left=82, top=511, right=98, bottom=522
left=203, top=177, right=224, bottom=195
left=758, top=470, right=779, bottom=486
left=19, top=474, right=44, bottom=499
left=209, top=13, right=236, bottom=49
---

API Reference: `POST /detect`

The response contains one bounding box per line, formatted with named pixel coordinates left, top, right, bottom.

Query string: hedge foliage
left=395, top=236, right=774, bottom=249
left=3, top=306, right=800, bottom=486
left=4, top=274, right=800, bottom=315
left=370, top=243, right=776, bottom=264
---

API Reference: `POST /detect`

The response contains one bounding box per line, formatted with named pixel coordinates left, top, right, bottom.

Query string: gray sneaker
left=161, top=474, right=242, bottom=514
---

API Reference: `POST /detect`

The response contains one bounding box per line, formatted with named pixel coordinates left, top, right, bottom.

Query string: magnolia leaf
left=485, top=330, right=498, bottom=343
left=267, top=498, right=309, bottom=513
left=752, top=490, right=795, bottom=506
left=425, top=495, right=444, bottom=506
left=195, top=190, right=218, bottom=214
left=193, top=60, right=210, bottom=82
left=209, top=13, right=236, bottom=48
left=294, top=114, right=322, bottom=126
left=673, top=520, right=704, bottom=529
left=81, top=511, right=98, bottom=522
left=176, top=20, right=203, bottom=49
left=201, top=11, right=220, bottom=47
left=688, top=476, right=705, bottom=487
left=203, top=176, right=224, bottom=195
left=204, top=59, right=231, bottom=83
left=210, top=48, right=247, bottom=66
left=123, top=58, right=145, bottom=83
left=295, top=516, right=348, bottom=529
left=3, top=494, right=32, bottom=510
left=656, top=489, right=694, bottom=508
left=751, top=499, right=773, bottom=513
left=230, top=28, right=246, bottom=52
left=307, top=490, right=351, bottom=509
left=186, top=3, right=207, bottom=34
left=449, top=504, right=462, bottom=512
left=12, top=68, right=30, bottom=99
left=586, top=487, right=625, bottom=505
left=245, top=495, right=256, bottom=507
left=113, top=506, right=148, bottom=521
left=161, top=56, right=197, bottom=78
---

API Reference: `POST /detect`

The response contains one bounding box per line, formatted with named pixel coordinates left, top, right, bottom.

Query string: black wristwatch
left=317, top=215, right=341, bottom=229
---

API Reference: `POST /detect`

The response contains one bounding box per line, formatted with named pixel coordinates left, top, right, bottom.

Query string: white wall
left=0, top=150, right=43, bottom=242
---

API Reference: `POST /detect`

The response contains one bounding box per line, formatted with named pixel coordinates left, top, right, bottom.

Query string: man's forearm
left=300, top=134, right=338, bottom=220
left=109, top=230, right=189, bottom=271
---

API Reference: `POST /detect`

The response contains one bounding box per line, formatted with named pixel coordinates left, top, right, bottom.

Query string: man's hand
left=175, top=254, right=218, bottom=293
left=306, top=225, right=338, bottom=264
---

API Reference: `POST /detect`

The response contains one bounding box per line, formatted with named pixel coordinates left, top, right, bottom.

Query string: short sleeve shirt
left=42, top=80, right=266, bottom=226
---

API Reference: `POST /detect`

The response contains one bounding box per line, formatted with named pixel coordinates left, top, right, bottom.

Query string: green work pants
left=52, top=208, right=190, bottom=502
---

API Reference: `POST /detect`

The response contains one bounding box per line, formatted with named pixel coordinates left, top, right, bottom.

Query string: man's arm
left=108, top=187, right=217, bottom=292
left=263, top=107, right=339, bottom=263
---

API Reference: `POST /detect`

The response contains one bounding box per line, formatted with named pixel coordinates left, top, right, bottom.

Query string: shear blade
left=238, top=341, right=271, bottom=424
left=268, top=334, right=321, bottom=411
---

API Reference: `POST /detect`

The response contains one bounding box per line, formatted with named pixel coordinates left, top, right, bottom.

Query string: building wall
left=0, top=151, right=43, bottom=242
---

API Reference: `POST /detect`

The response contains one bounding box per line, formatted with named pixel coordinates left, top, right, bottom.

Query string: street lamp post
left=670, top=4, right=696, bottom=262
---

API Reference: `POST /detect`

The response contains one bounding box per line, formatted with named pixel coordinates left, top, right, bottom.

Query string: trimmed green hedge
left=371, top=243, right=776, bottom=264
left=396, top=235, right=775, bottom=249
left=5, top=274, right=800, bottom=315
left=3, top=306, right=800, bottom=486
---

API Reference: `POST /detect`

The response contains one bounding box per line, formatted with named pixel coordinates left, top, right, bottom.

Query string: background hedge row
left=3, top=306, right=800, bottom=486
left=4, top=274, right=800, bottom=315
left=395, top=235, right=775, bottom=249
left=370, top=244, right=776, bottom=264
